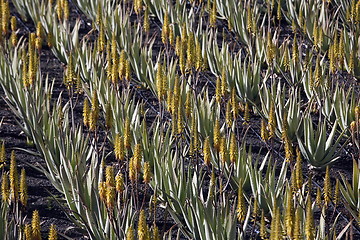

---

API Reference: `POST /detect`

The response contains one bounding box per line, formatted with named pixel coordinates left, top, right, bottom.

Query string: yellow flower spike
left=219, top=136, right=227, bottom=164
left=338, top=31, right=344, bottom=69
left=314, top=56, right=321, bottom=87
left=282, top=115, right=293, bottom=163
left=246, top=5, right=253, bottom=33
left=231, top=88, right=238, bottom=120
left=1, top=173, right=9, bottom=203
left=56, top=0, right=62, bottom=21
left=106, top=44, right=112, bottom=78
left=355, top=106, right=360, bottom=122
left=285, top=187, right=294, bottom=238
left=195, top=39, right=202, bottom=71
left=229, top=132, right=237, bottom=164
left=95, top=2, right=102, bottom=27
left=9, top=151, right=18, bottom=202
left=324, top=165, right=331, bottom=207
left=291, top=19, right=297, bottom=33
left=203, top=137, right=211, bottom=166
left=126, top=225, right=135, bottom=240
left=119, top=50, right=126, bottom=80
left=161, top=64, right=168, bottom=99
left=260, top=210, right=267, bottom=240
left=305, top=197, right=315, bottom=240
left=21, top=50, right=29, bottom=88
left=357, top=1, right=360, bottom=23
left=36, top=21, right=43, bottom=44
left=292, top=34, right=298, bottom=63
left=10, top=16, right=17, bottom=46
left=275, top=207, right=282, bottom=240
left=75, top=73, right=82, bottom=94
left=215, top=77, right=221, bottom=104
left=48, top=224, right=57, bottom=240
left=98, top=181, right=106, bottom=202
left=10, top=15, right=16, bottom=32
left=260, top=119, right=268, bottom=142
left=209, top=0, right=217, bottom=27
left=152, top=223, right=160, bottom=240
left=105, top=166, right=115, bottom=187
left=282, top=45, right=290, bottom=71
left=334, top=178, right=340, bottom=206
left=111, top=57, right=119, bottom=85
left=83, top=98, right=90, bottom=127
left=28, top=33, right=37, bottom=86
left=106, top=185, right=116, bottom=209
left=243, top=101, right=250, bottom=124
left=318, top=27, right=323, bottom=48
left=105, top=103, right=113, bottom=130
left=47, top=32, right=54, bottom=48
left=213, top=119, right=220, bottom=151
left=171, top=76, right=180, bottom=113
left=98, top=23, right=105, bottom=52
left=110, top=34, right=117, bottom=64
left=0, top=141, right=5, bottom=164
left=171, top=112, right=178, bottom=135
left=115, top=173, right=124, bottom=193
left=169, top=25, right=174, bottom=46
left=266, top=31, right=275, bottom=64
left=63, top=0, right=69, bottom=21
left=267, top=101, right=275, bottom=139
left=125, top=60, right=131, bottom=82
left=134, top=0, right=142, bottom=15
left=236, top=180, right=246, bottom=222
left=1, top=0, right=9, bottom=36
left=329, top=44, right=335, bottom=74
left=132, top=144, right=142, bottom=173
left=186, top=32, right=195, bottom=70
left=114, top=134, right=125, bottom=161
left=161, top=11, right=169, bottom=44
left=175, top=36, right=181, bottom=56
left=276, top=0, right=282, bottom=21
left=269, top=206, right=281, bottom=240
left=138, top=210, right=150, bottom=240
left=220, top=67, right=227, bottom=97
left=143, top=162, right=151, bottom=184
left=316, top=186, right=322, bottom=208
left=32, top=210, right=41, bottom=240
left=312, top=21, right=318, bottom=47
left=333, top=31, right=338, bottom=60
left=252, top=197, right=258, bottom=219
left=293, top=207, right=302, bottom=240
left=19, top=168, right=28, bottom=206
left=185, top=90, right=192, bottom=118
left=349, top=50, right=355, bottom=74
left=177, top=103, right=183, bottom=135
left=143, top=7, right=150, bottom=33
left=225, top=100, right=232, bottom=127
left=156, top=64, right=163, bottom=100
left=89, top=91, right=99, bottom=131
left=65, top=52, right=75, bottom=88
left=295, top=147, right=303, bottom=190
left=179, top=42, right=186, bottom=75
left=24, top=223, right=32, bottom=240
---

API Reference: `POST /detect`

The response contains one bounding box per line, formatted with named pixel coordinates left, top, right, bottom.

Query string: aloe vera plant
left=297, top=113, right=344, bottom=168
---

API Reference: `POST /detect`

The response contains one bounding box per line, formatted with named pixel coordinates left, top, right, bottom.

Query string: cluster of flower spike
left=125, top=210, right=160, bottom=240
left=24, top=210, right=58, bottom=240
left=1, top=150, right=27, bottom=207
left=104, top=34, right=132, bottom=85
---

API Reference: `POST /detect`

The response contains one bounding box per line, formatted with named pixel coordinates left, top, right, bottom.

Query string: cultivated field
left=0, top=0, right=360, bottom=239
